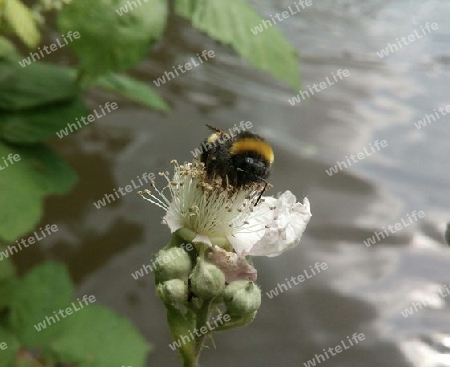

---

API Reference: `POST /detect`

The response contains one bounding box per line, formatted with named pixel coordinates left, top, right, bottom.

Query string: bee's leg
left=255, top=179, right=268, bottom=205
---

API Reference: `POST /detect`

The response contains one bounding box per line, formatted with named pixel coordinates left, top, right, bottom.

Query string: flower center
left=140, top=161, right=265, bottom=236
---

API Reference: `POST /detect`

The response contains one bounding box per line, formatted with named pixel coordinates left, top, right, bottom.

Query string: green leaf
left=9, top=262, right=73, bottom=347
left=52, top=305, right=151, bottom=367
left=175, top=0, right=300, bottom=90
left=96, top=73, right=170, bottom=112
left=0, top=58, right=79, bottom=110
left=0, top=247, right=17, bottom=309
left=0, top=142, right=77, bottom=242
left=0, top=36, right=18, bottom=59
left=0, top=279, right=18, bottom=309
left=57, top=0, right=168, bottom=77
left=0, top=98, right=88, bottom=143
left=18, top=145, right=77, bottom=196
left=0, top=244, right=16, bottom=309
left=0, top=327, right=19, bottom=367
left=3, top=0, right=40, bottom=48
left=15, top=357, right=34, bottom=367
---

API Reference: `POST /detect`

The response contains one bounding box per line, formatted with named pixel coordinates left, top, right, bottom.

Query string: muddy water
left=15, top=1, right=450, bottom=366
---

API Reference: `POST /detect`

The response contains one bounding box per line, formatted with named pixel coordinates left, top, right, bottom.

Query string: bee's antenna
left=205, top=124, right=223, bottom=133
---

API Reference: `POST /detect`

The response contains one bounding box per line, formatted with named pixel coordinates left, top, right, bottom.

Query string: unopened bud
left=191, top=258, right=225, bottom=299
left=223, top=280, right=261, bottom=317
left=156, top=279, right=188, bottom=305
left=154, top=247, right=192, bottom=283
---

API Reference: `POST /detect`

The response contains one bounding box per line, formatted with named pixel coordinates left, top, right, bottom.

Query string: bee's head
left=230, top=134, right=274, bottom=187
left=233, top=152, right=271, bottom=186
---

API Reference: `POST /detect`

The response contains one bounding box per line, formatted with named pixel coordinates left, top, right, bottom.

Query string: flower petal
left=162, top=208, right=184, bottom=233
left=245, top=191, right=311, bottom=257
left=227, top=230, right=264, bottom=257
left=208, top=246, right=257, bottom=282
left=227, top=198, right=275, bottom=255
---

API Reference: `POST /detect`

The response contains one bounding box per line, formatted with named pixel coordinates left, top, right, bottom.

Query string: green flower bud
left=156, top=279, right=188, bottom=305
left=154, top=247, right=192, bottom=283
left=191, top=257, right=225, bottom=299
left=223, top=280, right=261, bottom=317
left=214, top=311, right=257, bottom=331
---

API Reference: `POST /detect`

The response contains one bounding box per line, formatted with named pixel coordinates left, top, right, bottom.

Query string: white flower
left=140, top=161, right=311, bottom=281
left=233, top=191, right=311, bottom=257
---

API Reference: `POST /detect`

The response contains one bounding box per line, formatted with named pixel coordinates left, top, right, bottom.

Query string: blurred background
left=3, top=0, right=450, bottom=366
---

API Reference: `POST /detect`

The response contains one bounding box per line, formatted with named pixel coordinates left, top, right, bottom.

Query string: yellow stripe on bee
left=231, top=138, right=274, bottom=163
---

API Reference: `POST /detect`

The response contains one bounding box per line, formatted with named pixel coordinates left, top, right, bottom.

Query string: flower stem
left=182, top=353, right=196, bottom=367
left=194, top=299, right=212, bottom=363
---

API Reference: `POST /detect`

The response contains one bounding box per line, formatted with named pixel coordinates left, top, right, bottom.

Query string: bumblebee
left=199, top=124, right=274, bottom=195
